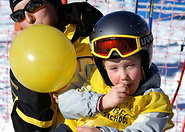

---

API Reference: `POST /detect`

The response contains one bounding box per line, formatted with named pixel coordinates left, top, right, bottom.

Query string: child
left=58, top=11, right=174, bottom=132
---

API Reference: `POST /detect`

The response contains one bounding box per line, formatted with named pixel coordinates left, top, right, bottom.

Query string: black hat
left=9, top=0, right=62, bottom=12
left=9, top=0, right=23, bottom=11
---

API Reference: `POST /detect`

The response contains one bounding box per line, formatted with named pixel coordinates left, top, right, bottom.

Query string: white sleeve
left=58, top=64, right=102, bottom=119
left=59, top=90, right=101, bottom=119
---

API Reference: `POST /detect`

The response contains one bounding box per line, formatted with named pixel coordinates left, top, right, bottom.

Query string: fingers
left=52, top=93, right=58, bottom=104
left=101, top=84, right=129, bottom=110
left=112, top=83, right=130, bottom=95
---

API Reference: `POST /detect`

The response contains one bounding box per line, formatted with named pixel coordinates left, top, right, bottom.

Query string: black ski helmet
left=90, top=11, right=153, bottom=86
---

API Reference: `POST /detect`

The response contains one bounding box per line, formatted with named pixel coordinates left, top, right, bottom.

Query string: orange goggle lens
left=91, top=34, right=153, bottom=59
left=94, top=37, right=138, bottom=57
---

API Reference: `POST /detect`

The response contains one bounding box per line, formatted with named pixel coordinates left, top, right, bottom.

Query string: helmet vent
left=137, top=22, right=141, bottom=27
left=144, top=28, right=148, bottom=33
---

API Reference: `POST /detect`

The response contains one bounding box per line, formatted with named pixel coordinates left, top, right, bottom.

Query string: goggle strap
left=140, top=33, right=153, bottom=46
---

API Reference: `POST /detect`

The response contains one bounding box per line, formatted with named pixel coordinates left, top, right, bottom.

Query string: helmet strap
left=94, top=57, right=113, bottom=86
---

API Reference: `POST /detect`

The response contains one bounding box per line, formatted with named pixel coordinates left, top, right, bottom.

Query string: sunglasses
left=91, top=33, right=153, bottom=59
left=10, top=0, right=43, bottom=22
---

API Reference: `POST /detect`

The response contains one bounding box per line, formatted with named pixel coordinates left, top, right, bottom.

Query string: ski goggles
left=10, top=0, right=43, bottom=22
left=91, top=33, right=153, bottom=59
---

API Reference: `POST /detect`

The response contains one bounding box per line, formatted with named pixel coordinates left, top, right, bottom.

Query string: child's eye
left=126, top=64, right=135, bottom=68
left=109, top=67, right=117, bottom=70
left=129, top=64, right=135, bottom=66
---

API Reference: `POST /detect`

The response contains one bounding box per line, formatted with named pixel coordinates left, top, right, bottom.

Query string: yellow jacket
left=60, top=64, right=174, bottom=132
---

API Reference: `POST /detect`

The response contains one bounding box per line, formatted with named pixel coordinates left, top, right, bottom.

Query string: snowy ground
left=0, top=0, right=185, bottom=131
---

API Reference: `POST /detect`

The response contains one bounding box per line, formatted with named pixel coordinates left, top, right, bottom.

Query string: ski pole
left=182, top=114, right=185, bottom=132
left=149, top=0, right=154, bottom=30
left=135, top=0, right=139, bottom=14
left=170, top=60, right=185, bottom=106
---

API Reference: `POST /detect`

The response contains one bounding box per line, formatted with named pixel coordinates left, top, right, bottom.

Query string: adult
left=9, top=0, right=103, bottom=131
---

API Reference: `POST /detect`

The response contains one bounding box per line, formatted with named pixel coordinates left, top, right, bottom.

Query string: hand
left=52, top=86, right=67, bottom=104
left=100, top=83, right=129, bottom=110
left=77, top=126, right=102, bottom=132
left=52, top=92, right=59, bottom=104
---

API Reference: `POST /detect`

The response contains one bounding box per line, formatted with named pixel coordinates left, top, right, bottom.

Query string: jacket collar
left=134, top=63, right=161, bottom=96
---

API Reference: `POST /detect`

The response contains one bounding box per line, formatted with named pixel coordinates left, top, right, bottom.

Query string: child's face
left=104, top=54, right=142, bottom=95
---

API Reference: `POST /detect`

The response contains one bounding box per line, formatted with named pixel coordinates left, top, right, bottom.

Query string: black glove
left=49, top=124, right=73, bottom=132
left=60, top=2, right=103, bottom=42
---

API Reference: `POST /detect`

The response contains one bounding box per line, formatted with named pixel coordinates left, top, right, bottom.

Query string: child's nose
left=120, top=70, right=128, bottom=80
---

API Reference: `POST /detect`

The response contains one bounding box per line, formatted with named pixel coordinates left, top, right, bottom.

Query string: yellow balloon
left=9, top=24, right=77, bottom=93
